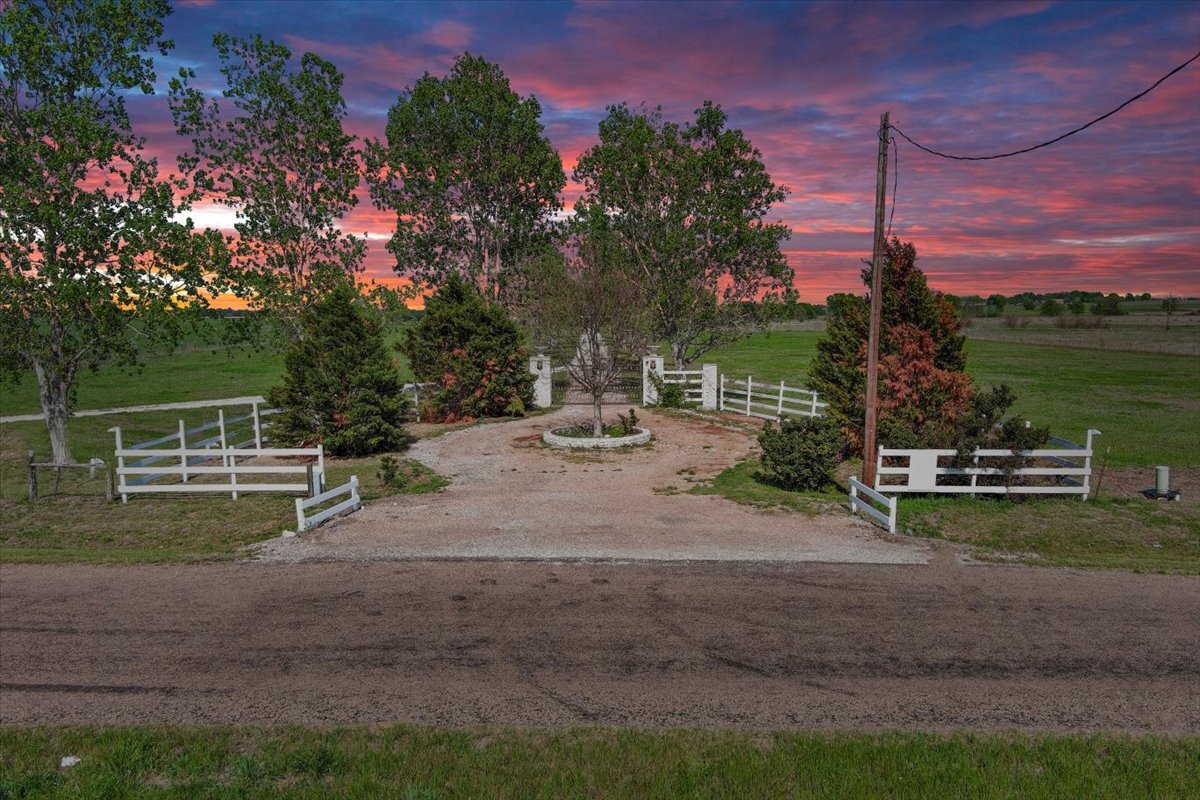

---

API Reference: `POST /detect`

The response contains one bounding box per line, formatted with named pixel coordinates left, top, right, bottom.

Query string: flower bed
left=542, top=425, right=652, bottom=450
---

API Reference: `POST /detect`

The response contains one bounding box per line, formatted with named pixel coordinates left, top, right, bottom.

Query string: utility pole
left=862, top=112, right=889, bottom=487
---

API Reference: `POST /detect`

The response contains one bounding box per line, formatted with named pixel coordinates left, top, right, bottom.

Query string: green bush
left=266, top=283, right=411, bottom=457
left=757, top=415, right=844, bottom=491
left=402, top=274, right=533, bottom=422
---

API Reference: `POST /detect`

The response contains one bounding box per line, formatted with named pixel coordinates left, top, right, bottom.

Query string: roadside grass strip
left=1, top=727, right=1196, bottom=800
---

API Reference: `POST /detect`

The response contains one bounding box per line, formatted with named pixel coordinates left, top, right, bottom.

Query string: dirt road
left=2, top=559, right=1197, bottom=733
left=257, top=408, right=926, bottom=564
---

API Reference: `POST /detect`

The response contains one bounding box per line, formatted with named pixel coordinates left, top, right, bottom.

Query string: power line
left=890, top=50, right=1200, bottom=161
left=886, top=134, right=897, bottom=240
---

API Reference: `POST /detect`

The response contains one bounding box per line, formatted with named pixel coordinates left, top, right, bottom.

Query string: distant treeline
left=750, top=288, right=1197, bottom=322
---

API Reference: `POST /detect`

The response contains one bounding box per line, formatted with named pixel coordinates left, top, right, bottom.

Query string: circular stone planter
left=543, top=426, right=652, bottom=450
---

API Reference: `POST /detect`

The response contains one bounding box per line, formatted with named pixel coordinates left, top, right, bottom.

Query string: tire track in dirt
left=2, top=560, right=1197, bottom=732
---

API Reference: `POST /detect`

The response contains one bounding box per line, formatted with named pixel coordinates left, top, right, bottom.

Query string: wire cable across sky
left=890, top=50, right=1200, bottom=161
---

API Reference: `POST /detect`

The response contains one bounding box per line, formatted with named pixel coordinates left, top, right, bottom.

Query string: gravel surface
left=2, top=558, right=1197, bottom=732
left=256, top=408, right=927, bottom=565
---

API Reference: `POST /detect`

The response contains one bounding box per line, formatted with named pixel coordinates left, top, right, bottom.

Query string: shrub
left=377, top=454, right=400, bottom=487
left=616, top=408, right=640, bottom=435
left=1040, top=298, right=1063, bottom=317
left=659, top=381, right=686, bottom=408
left=757, top=415, right=844, bottom=491
left=266, top=283, right=411, bottom=457
left=402, top=274, right=534, bottom=422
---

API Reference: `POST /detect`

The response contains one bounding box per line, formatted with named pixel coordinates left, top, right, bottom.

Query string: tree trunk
left=671, top=340, right=688, bottom=370
left=33, top=361, right=75, bottom=464
left=593, top=394, right=604, bottom=437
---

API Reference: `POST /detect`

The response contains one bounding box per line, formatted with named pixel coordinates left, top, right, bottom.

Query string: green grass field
left=1, top=726, right=1195, bottom=800
left=704, top=322, right=1199, bottom=468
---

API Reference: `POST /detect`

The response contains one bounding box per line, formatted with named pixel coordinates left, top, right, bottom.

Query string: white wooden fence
left=118, top=405, right=277, bottom=487
left=874, top=429, right=1101, bottom=499
left=295, top=475, right=361, bottom=531
left=661, top=369, right=705, bottom=405
left=848, top=476, right=897, bottom=534
left=112, top=420, right=325, bottom=503
left=718, top=374, right=825, bottom=421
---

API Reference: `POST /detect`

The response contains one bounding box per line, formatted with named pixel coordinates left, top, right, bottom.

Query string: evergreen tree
left=402, top=274, right=534, bottom=422
left=266, top=283, right=409, bottom=456
left=811, top=238, right=974, bottom=449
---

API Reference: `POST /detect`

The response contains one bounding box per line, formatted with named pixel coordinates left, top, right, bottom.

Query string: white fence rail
left=112, top=423, right=325, bottom=502
left=849, top=476, right=897, bottom=534
left=719, top=374, right=825, bottom=421
left=120, top=405, right=278, bottom=486
left=295, top=475, right=361, bottom=532
left=661, top=369, right=705, bottom=403
left=874, top=429, right=1101, bottom=499
left=402, top=382, right=435, bottom=406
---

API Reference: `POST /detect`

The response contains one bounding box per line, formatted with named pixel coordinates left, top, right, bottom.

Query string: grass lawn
left=0, top=445, right=445, bottom=564
left=0, top=329, right=415, bottom=417
left=687, top=457, right=844, bottom=514
left=900, top=495, right=1200, bottom=574
left=0, top=726, right=1195, bottom=800
left=694, top=457, right=1200, bottom=575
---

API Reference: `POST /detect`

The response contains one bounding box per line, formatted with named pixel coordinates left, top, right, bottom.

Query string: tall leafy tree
left=169, top=34, right=364, bottom=335
left=573, top=102, right=791, bottom=368
left=366, top=53, right=565, bottom=304
left=0, top=0, right=226, bottom=464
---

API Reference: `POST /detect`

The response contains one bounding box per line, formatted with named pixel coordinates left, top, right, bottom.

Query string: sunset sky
left=138, top=0, right=1200, bottom=300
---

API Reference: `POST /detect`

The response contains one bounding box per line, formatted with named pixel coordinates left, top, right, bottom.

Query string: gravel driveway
left=256, top=408, right=927, bottom=564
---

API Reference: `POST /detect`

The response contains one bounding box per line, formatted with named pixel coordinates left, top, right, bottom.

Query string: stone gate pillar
left=529, top=354, right=553, bottom=409
left=641, top=353, right=664, bottom=406
left=700, top=364, right=718, bottom=410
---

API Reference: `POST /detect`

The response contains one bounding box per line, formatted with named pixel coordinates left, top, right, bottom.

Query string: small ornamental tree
left=402, top=274, right=533, bottom=422
left=266, top=282, right=409, bottom=456
left=520, top=235, right=651, bottom=436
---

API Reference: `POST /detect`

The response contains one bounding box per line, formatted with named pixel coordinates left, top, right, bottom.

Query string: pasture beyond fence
left=638, top=355, right=824, bottom=422
left=718, top=374, right=825, bottom=421
left=111, top=405, right=327, bottom=502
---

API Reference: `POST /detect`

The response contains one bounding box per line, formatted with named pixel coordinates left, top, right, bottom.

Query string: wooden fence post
left=317, top=445, right=325, bottom=494
left=178, top=419, right=190, bottom=483
left=26, top=451, right=36, bottom=502
left=252, top=402, right=263, bottom=450
left=777, top=381, right=785, bottom=418
left=719, top=373, right=725, bottom=412
left=810, top=391, right=819, bottom=417
left=219, top=409, right=237, bottom=500
left=111, top=426, right=128, bottom=504
left=745, top=375, right=752, bottom=416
